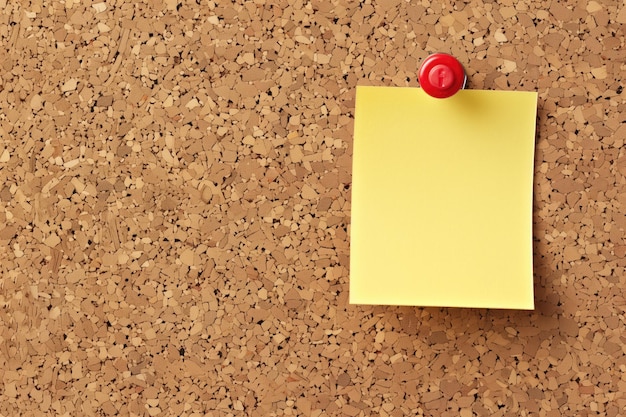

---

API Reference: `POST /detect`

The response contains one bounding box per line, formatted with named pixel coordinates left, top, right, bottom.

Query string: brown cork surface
left=0, top=0, right=625, bottom=415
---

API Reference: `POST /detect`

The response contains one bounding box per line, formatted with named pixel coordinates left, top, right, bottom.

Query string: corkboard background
left=1, top=0, right=625, bottom=416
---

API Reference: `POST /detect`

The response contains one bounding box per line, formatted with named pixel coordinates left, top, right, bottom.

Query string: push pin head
left=418, top=53, right=466, bottom=99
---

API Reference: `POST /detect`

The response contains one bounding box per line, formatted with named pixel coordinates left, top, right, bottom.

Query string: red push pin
left=418, top=53, right=466, bottom=99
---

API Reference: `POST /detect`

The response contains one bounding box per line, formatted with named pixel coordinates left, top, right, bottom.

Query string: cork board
left=0, top=1, right=625, bottom=416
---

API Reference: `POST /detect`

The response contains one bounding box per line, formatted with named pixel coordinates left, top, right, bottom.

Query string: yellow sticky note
left=350, top=86, right=537, bottom=309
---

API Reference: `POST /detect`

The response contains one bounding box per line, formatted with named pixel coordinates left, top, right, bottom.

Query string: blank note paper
left=350, top=86, right=538, bottom=309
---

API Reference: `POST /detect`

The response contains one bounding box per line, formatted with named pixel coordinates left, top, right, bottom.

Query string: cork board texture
left=0, top=0, right=624, bottom=416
